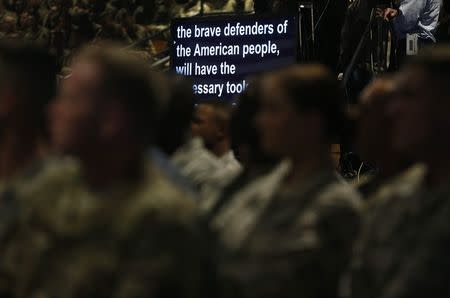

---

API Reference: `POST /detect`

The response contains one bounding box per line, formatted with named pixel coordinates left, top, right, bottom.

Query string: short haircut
left=74, top=44, right=157, bottom=145
left=0, top=40, right=57, bottom=137
left=270, top=64, right=345, bottom=140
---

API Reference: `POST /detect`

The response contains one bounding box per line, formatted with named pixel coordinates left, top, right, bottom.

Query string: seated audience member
left=353, top=76, right=412, bottom=198
left=191, top=102, right=240, bottom=171
left=0, top=14, right=18, bottom=38
left=0, top=44, right=214, bottom=298
left=348, top=45, right=450, bottom=298
left=0, top=40, right=56, bottom=187
left=205, top=77, right=279, bottom=222
left=217, top=64, right=362, bottom=298
left=172, top=101, right=241, bottom=202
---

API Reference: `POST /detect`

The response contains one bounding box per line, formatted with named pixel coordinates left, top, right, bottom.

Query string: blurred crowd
left=1, top=0, right=448, bottom=73
left=1, top=39, right=450, bottom=298
left=0, top=0, right=252, bottom=66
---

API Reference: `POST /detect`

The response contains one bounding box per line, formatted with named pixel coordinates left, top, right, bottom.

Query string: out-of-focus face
left=19, top=12, right=32, bottom=28
left=49, top=59, right=103, bottom=155
left=256, top=78, right=307, bottom=157
left=1, top=16, right=16, bottom=33
left=191, top=104, right=218, bottom=146
left=357, top=79, right=394, bottom=163
left=388, top=67, right=436, bottom=159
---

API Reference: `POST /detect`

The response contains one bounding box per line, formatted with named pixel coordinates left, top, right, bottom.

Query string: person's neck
left=80, top=145, right=143, bottom=190
left=0, top=127, right=45, bottom=181
left=286, top=147, right=332, bottom=185
left=211, top=139, right=230, bottom=158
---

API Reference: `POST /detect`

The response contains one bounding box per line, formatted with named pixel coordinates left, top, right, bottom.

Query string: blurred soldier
left=0, top=41, right=56, bottom=261
left=0, top=41, right=56, bottom=187
left=216, top=64, right=362, bottom=298
left=172, top=102, right=241, bottom=207
left=192, top=102, right=241, bottom=208
left=205, top=77, right=279, bottom=223
left=348, top=45, right=450, bottom=298
left=0, top=44, right=214, bottom=298
left=354, top=76, right=411, bottom=198
left=191, top=102, right=239, bottom=168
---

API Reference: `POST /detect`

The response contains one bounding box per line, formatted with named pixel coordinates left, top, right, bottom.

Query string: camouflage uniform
left=214, top=160, right=362, bottom=298
left=0, top=156, right=213, bottom=298
left=23, top=26, right=50, bottom=45
left=346, top=164, right=450, bottom=298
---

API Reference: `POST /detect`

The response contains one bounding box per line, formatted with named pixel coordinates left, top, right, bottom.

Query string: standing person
left=348, top=45, right=450, bottom=298
left=381, top=0, right=441, bottom=65
left=217, top=64, right=362, bottom=298
left=0, top=44, right=214, bottom=298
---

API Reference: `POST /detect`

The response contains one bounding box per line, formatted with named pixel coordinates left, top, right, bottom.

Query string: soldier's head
left=0, top=15, right=17, bottom=33
left=389, top=46, right=450, bottom=162
left=0, top=40, right=57, bottom=140
left=191, top=101, right=233, bottom=157
left=256, top=64, right=344, bottom=159
left=357, top=76, right=395, bottom=166
left=50, top=44, right=156, bottom=159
